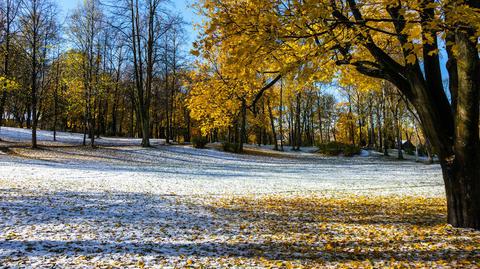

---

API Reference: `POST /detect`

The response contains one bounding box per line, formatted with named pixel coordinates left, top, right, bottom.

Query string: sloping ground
left=0, top=127, right=479, bottom=268
left=0, top=143, right=444, bottom=197
left=0, top=126, right=165, bottom=147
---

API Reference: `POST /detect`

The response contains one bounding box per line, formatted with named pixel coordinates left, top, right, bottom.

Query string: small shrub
left=318, top=142, right=343, bottom=156
left=222, top=142, right=242, bottom=153
left=343, top=144, right=361, bottom=157
left=404, top=148, right=415, bottom=155
left=192, top=136, right=208, bottom=149
left=318, top=142, right=360, bottom=157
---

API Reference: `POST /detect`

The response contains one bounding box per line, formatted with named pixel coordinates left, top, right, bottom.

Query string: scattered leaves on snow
left=1, top=189, right=479, bottom=268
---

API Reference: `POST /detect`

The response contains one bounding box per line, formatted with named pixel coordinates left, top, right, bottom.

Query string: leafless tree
left=19, top=0, right=58, bottom=148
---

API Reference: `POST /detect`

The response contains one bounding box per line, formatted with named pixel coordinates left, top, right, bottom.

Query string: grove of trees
left=0, top=0, right=190, bottom=148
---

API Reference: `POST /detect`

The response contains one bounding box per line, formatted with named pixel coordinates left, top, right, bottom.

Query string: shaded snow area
left=2, top=127, right=473, bottom=268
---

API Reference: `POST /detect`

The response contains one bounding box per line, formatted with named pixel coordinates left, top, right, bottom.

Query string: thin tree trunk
left=317, top=94, right=323, bottom=144
left=0, top=86, right=6, bottom=134
left=31, top=23, right=38, bottom=149
left=239, top=99, right=247, bottom=152
left=267, top=96, right=278, bottom=150
left=295, top=92, right=301, bottom=150
left=376, top=103, right=382, bottom=151
left=347, top=91, right=355, bottom=146
left=0, top=4, right=10, bottom=135
left=394, top=102, right=403, bottom=159
left=53, top=55, right=60, bottom=141
left=279, top=79, right=284, bottom=151
left=164, top=52, right=170, bottom=144
left=381, top=88, right=388, bottom=156
left=368, top=102, right=375, bottom=148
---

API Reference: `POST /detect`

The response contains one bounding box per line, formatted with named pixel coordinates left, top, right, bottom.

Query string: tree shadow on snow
left=1, top=239, right=478, bottom=262
left=0, top=190, right=478, bottom=264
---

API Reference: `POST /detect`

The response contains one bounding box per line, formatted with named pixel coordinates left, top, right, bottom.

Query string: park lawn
left=0, top=128, right=478, bottom=268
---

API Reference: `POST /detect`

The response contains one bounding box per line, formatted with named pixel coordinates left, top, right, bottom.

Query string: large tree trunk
left=441, top=28, right=480, bottom=228
left=399, top=35, right=479, bottom=229
left=442, top=160, right=480, bottom=228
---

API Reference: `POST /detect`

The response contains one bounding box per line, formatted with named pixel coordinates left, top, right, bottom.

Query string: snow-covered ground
left=0, top=127, right=453, bottom=267
left=0, top=126, right=166, bottom=146
left=0, top=127, right=443, bottom=197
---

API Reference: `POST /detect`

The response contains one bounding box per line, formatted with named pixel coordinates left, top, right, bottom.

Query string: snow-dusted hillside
left=0, top=126, right=166, bottom=146
left=0, top=127, right=443, bottom=197
left=0, top=127, right=463, bottom=268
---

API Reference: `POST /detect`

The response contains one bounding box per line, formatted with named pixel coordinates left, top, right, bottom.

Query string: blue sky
left=58, top=0, right=200, bottom=48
